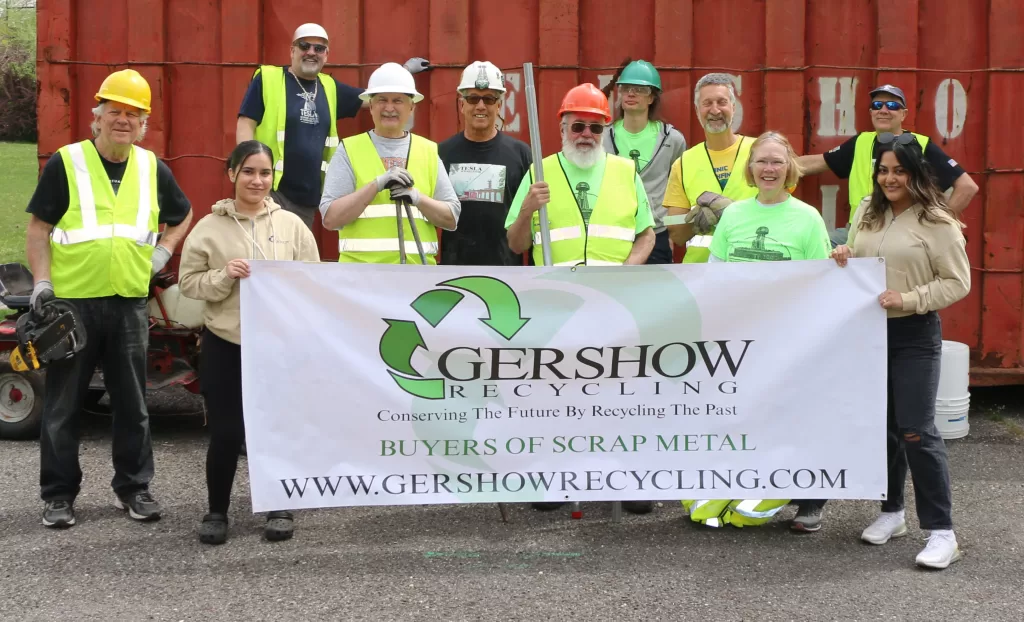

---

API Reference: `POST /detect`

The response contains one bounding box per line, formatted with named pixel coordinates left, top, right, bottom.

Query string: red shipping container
left=35, top=0, right=1024, bottom=385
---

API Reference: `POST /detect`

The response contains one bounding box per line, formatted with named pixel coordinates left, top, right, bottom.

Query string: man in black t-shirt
left=237, top=22, right=430, bottom=230
left=438, top=61, right=532, bottom=266
left=798, top=84, right=978, bottom=245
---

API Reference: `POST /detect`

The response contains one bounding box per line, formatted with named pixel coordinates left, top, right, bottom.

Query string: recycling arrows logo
left=379, top=276, right=529, bottom=400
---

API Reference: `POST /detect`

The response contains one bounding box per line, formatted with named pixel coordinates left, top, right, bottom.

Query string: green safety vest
left=528, top=154, right=640, bottom=266
left=252, top=65, right=339, bottom=190
left=848, top=131, right=929, bottom=225
left=680, top=136, right=758, bottom=263
left=681, top=498, right=790, bottom=528
left=51, top=140, right=160, bottom=299
left=339, top=132, right=439, bottom=264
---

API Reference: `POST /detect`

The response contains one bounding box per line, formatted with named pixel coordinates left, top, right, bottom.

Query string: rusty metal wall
left=35, top=0, right=1023, bottom=383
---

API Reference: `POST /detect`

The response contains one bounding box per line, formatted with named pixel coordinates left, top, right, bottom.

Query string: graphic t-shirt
left=662, top=137, right=747, bottom=209
left=612, top=120, right=660, bottom=174
left=437, top=132, right=532, bottom=266
left=708, top=139, right=742, bottom=191
left=709, top=195, right=832, bottom=262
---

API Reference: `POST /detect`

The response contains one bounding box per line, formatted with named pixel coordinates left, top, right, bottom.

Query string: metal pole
left=402, top=200, right=428, bottom=264
left=395, top=202, right=407, bottom=264
left=523, top=62, right=552, bottom=268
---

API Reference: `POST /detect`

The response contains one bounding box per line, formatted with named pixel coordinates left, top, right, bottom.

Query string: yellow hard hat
left=95, top=69, right=152, bottom=114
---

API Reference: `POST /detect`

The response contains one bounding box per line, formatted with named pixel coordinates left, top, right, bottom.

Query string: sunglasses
left=463, top=94, right=500, bottom=106
left=566, top=122, right=606, bottom=135
left=870, top=100, right=904, bottom=111
left=295, top=42, right=328, bottom=54
left=876, top=132, right=917, bottom=146
left=619, top=85, right=653, bottom=96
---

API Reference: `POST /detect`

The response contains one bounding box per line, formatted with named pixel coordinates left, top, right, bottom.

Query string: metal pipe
left=523, top=62, right=552, bottom=267
left=395, top=202, right=407, bottom=264
left=402, top=200, right=428, bottom=264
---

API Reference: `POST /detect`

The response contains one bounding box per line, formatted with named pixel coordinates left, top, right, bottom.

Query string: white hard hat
left=458, top=61, right=505, bottom=93
left=293, top=23, right=329, bottom=43
left=360, top=62, right=424, bottom=103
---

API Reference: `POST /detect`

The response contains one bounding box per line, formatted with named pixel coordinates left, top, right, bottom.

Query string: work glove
left=376, top=167, right=414, bottom=192
left=151, top=245, right=172, bottom=275
left=685, top=191, right=733, bottom=235
left=404, top=57, right=431, bottom=74
left=30, top=280, right=55, bottom=318
left=389, top=185, right=421, bottom=206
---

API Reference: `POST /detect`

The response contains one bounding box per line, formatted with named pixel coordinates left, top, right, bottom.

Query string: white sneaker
left=861, top=512, right=908, bottom=545
left=916, top=530, right=962, bottom=569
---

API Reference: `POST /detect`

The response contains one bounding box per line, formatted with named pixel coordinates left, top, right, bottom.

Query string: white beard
left=561, top=136, right=604, bottom=169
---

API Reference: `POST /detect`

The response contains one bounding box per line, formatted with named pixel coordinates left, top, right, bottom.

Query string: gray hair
left=693, top=73, right=738, bottom=110
left=90, top=102, right=149, bottom=143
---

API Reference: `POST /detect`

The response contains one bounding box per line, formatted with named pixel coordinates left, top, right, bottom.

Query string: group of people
left=23, top=22, right=972, bottom=570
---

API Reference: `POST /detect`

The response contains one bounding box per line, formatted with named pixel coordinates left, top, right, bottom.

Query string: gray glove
left=389, top=185, right=421, bottom=206
left=151, top=245, right=172, bottom=275
left=376, top=167, right=414, bottom=192
left=30, top=280, right=54, bottom=317
left=685, top=191, right=733, bottom=234
left=404, top=57, right=431, bottom=74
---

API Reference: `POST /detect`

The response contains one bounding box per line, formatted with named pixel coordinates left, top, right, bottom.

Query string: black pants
left=200, top=330, right=246, bottom=515
left=800, top=313, right=953, bottom=530
left=646, top=230, right=673, bottom=264
left=40, top=296, right=154, bottom=501
left=270, top=189, right=316, bottom=231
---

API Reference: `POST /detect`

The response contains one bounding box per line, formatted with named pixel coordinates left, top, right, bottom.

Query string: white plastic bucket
left=937, top=341, right=970, bottom=401
left=935, top=406, right=969, bottom=440
left=936, top=394, right=971, bottom=408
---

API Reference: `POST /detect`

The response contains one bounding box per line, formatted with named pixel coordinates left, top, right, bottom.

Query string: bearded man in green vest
left=319, top=62, right=461, bottom=263
left=24, top=69, right=194, bottom=529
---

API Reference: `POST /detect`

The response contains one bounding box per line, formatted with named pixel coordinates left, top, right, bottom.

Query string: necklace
left=291, top=70, right=319, bottom=100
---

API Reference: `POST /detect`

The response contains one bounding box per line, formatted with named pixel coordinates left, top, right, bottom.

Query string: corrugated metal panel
left=35, top=0, right=1023, bottom=383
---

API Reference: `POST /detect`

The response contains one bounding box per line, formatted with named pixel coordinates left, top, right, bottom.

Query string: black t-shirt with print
left=238, top=67, right=364, bottom=207
left=26, top=142, right=192, bottom=227
left=822, top=132, right=966, bottom=191
left=438, top=132, right=533, bottom=266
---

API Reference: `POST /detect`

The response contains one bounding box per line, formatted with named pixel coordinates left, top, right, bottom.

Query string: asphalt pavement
left=1, top=387, right=1022, bottom=621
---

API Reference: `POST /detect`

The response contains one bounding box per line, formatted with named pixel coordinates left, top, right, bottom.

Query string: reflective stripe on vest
left=687, top=234, right=712, bottom=249
left=679, top=137, right=758, bottom=264
left=529, top=153, right=639, bottom=267
left=339, top=132, right=439, bottom=264
left=51, top=140, right=159, bottom=299
left=253, top=65, right=339, bottom=190
left=848, top=131, right=929, bottom=224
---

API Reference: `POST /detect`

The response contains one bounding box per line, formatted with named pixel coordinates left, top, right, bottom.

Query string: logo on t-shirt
left=448, top=163, right=507, bottom=203
left=297, top=91, right=319, bottom=126
left=728, top=226, right=792, bottom=262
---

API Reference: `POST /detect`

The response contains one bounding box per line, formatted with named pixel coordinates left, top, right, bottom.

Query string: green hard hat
left=616, top=60, right=662, bottom=91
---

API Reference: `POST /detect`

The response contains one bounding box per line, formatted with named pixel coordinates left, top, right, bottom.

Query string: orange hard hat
left=95, top=69, right=152, bottom=114
left=558, top=83, right=611, bottom=124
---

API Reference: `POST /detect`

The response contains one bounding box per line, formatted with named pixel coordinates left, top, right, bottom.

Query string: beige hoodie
left=178, top=197, right=320, bottom=344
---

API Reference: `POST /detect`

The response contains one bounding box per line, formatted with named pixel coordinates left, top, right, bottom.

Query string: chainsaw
left=9, top=300, right=87, bottom=372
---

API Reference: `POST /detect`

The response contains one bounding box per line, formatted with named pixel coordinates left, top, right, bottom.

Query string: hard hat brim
left=95, top=93, right=151, bottom=114
left=359, top=88, right=424, bottom=103
left=615, top=78, right=661, bottom=90
left=560, top=107, right=612, bottom=124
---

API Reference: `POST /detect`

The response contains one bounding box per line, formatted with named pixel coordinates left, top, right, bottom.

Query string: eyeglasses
left=463, top=94, right=500, bottom=106
left=752, top=159, right=787, bottom=168
left=876, top=132, right=917, bottom=146
left=566, top=122, right=606, bottom=135
left=870, top=100, right=904, bottom=111
left=295, top=42, right=328, bottom=54
left=619, top=85, right=653, bottom=96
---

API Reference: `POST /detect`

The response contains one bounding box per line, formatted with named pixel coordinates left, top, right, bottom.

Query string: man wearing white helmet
left=438, top=61, right=532, bottom=266
left=319, top=62, right=460, bottom=264
left=237, top=23, right=430, bottom=230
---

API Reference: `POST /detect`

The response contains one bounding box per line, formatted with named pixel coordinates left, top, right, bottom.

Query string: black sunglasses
left=463, top=94, right=500, bottom=106
left=295, top=42, right=328, bottom=54
left=567, top=121, right=606, bottom=135
left=876, top=132, right=917, bottom=146
left=870, top=100, right=904, bottom=111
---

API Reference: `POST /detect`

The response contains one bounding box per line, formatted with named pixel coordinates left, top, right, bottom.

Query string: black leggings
left=200, top=330, right=245, bottom=515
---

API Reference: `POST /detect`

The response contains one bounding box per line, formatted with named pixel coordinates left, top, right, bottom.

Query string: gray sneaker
left=42, top=500, right=76, bottom=528
left=790, top=502, right=823, bottom=532
left=115, top=491, right=162, bottom=521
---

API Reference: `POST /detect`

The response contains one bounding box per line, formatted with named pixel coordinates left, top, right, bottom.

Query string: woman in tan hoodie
left=831, top=135, right=970, bottom=570
left=179, top=140, right=320, bottom=545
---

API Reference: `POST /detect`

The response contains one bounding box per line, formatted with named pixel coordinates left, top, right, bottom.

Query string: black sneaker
left=622, top=501, right=655, bottom=515
left=790, top=502, right=824, bottom=532
left=115, top=491, right=162, bottom=521
left=42, top=500, right=76, bottom=528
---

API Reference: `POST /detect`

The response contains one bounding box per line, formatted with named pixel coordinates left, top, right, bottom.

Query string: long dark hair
left=859, top=141, right=959, bottom=231
left=226, top=140, right=274, bottom=194
left=601, top=57, right=663, bottom=123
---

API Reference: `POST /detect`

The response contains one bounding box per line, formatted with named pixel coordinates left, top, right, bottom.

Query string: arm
left=666, top=207, right=697, bottom=247
left=177, top=233, right=237, bottom=303
left=795, top=154, right=831, bottom=176
left=900, top=233, right=971, bottom=314
left=158, top=209, right=193, bottom=254
left=507, top=206, right=537, bottom=256
left=662, top=158, right=696, bottom=246
left=625, top=228, right=655, bottom=265
left=236, top=116, right=257, bottom=144
left=323, top=181, right=379, bottom=230
left=946, top=172, right=979, bottom=216
left=26, top=216, right=53, bottom=282
left=506, top=178, right=547, bottom=256
left=419, top=157, right=461, bottom=231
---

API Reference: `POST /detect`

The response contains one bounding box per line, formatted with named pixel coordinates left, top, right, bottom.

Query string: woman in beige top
left=831, top=134, right=970, bottom=570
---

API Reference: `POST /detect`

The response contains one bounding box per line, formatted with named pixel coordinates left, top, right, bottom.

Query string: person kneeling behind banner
left=682, top=499, right=790, bottom=528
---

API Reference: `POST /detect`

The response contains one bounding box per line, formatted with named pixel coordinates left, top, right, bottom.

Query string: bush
left=0, top=40, right=36, bottom=142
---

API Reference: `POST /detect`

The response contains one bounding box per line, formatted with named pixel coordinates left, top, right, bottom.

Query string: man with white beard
left=505, top=83, right=655, bottom=267
left=663, top=73, right=759, bottom=263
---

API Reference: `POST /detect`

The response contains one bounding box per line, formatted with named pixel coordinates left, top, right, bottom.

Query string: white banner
left=240, top=260, right=887, bottom=512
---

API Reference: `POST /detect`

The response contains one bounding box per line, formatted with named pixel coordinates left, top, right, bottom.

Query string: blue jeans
left=39, top=296, right=154, bottom=502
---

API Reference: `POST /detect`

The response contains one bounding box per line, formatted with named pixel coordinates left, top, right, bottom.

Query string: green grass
left=0, top=141, right=35, bottom=266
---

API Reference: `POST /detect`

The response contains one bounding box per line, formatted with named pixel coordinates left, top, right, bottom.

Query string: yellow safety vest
left=681, top=498, right=790, bottom=528
left=848, top=131, right=929, bottom=225
left=252, top=65, right=339, bottom=190
left=528, top=154, right=640, bottom=266
left=679, top=136, right=758, bottom=263
left=339, top=132, right=439, bottom=264
left=51, top=140, right=160, bottom=299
